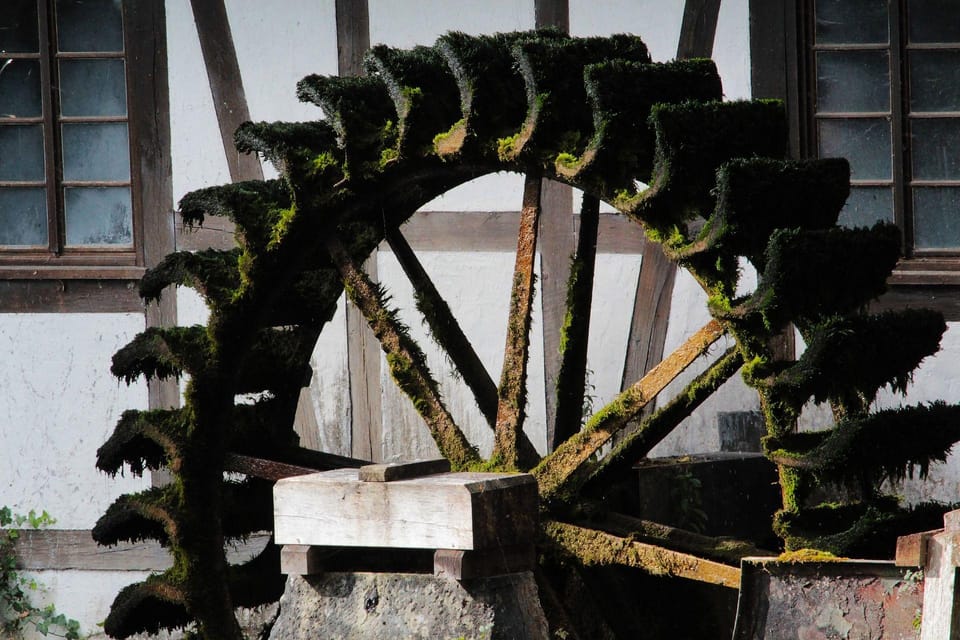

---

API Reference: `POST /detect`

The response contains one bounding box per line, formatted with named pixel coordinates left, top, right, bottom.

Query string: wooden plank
left=189, top=0, right=263, bottom=184
left=274, top=469, right=538, bottom=551
left=538, top=181, right=575, bottom=450
left=896, top=529, right=942, bottom=567
left=335, top=0, right=369, bottom=78
left=546, top=521, right=740, bottom=589
left=223, top=453, right=327, bottom=481
left=334, top=0, right=381, bottom=464
left=127, top=0, right=182, bottom=467
left=919, top=511, right=960, bottom=640
left=13, top=530, right=269, bottom=571
left=493, top=175, right=542, bottom=469
left=536, top=320, right=726, bottom=500
left=620, top=242, right=676, bottom=401
left=392, top=210, right=645, bottom=254
left=534, top=0, right=569, bottom=33
left=359, top=459, right=451, bottom=482
left=434, top=545, right=536, bottom=580
left=677, top=0, right=723, bottom=59
left=0, top=280, right=141, bottom=313
left=871, top=285, right=960, bottom=322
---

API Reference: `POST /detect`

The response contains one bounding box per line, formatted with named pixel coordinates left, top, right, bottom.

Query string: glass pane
left=909, top=0, right=960, bottom=43
left=0, top=0, right=40, bottom=53
left=838, top=186, right=894, bottom=228
left=910, top=51, right=960, bottom=112
left=913, top=187, right=960, bottom=249
left=819, top=119, right=892, bottom=180
left=912, top=119, right=960, bottom=179
left=0, top=125, right=44, bottom=181
left=0, top=59, right=42, bottom=118
left=59, top=60, right=126, bottom=117
left=61, top=123, right=129, bottom=181
left=817, top=51, right=890, bottom=112
left=816, top=0, right=888, bottom=44
left=0, top=188, right=47, bottom=246
left=64, top=186, right=132, bottom=246
left=56, top=0, right=123, bottom=52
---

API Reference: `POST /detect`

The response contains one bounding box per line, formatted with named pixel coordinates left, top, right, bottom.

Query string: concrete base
left=268, top=572, right=549, bottom=640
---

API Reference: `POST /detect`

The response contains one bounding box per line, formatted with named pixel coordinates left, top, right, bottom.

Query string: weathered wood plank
left=545, top=521, right=740, bottom=589
left=535, top=320, right=726, bottom=501
left=359, top=459, right=451, bottom=482
left=274, top=469, right=538, bottom=551
left=13, top=530, right=269, bottom=571
left=493, top=176, right=543, bottom=469
left=896, top=529, right=942, bottom=567
left=434, top=545, right=536, bottom=580
left=189, top=0, right=263, bottom=184
left=392, top=210, right=645, bottom=254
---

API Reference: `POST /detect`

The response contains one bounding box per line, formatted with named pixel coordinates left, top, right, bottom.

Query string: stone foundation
left=268, top=571, right=548, bottom=640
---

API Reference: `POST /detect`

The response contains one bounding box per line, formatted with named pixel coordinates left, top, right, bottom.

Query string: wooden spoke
left=324, top=234, right=480, bottom=469
left=552, top=193, right=600, bottom=448
left=493, top=174, right=543, bottom=470
left=534, top=319, right=726, bottom=501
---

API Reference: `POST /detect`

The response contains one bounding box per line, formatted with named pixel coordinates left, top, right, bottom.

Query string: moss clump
left=776, top=549, right=846, bottom=563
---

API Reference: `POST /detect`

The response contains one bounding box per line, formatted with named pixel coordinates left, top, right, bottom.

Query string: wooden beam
left=334, top=0, right=380, bottom=463
left=13, top=530, right=269, bottom=572
left=536, top=320, right=726, bottom=500
left=335, top=0, right=369, bottom=78
left=677, top=0, right=723, bottom=59
left=493, top=176, right=543, bottom=469
left=189, top=0, right=263, bottom=183
left=619, top=0, right=725, bottom=420
left=534, top=0, right=569, bottom=33
left=391, top=210, right=645, bottom=254
left=534, top=0, right=575, bottom=452
left=274, top=469, right=538, bottom=551
left=0, top=280, right=141, bottom=312
left=545, top=521, right=741, bottom=589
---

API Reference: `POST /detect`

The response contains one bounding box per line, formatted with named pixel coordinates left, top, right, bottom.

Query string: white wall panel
left=166, top=0, right=233, bottom=203
left=570, top=0, right=685, bottom=62
left=0, top=315, right=149, bottom=529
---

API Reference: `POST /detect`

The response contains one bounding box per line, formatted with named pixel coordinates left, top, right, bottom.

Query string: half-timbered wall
left=6, top=0, right=960, bottom=635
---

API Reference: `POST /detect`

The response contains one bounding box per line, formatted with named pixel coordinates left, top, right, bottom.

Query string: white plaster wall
left=370, top=1, right=532, bottom=212
left=16, top=570, right=151, bottom=640
left=570, top=0, right=685, bottom=62
left=0, top=314, right=149, bottom=529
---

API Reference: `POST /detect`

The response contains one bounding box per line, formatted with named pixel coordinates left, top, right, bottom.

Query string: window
left=0, top=0, right=140, bottom=270
left=803, top=0, right=960, bottom=256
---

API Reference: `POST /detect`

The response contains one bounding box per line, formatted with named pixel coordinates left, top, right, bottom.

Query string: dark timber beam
left=189, top=0, right=263, bottom=183
left=620, top=0, right=723, bottom=414
left=535, top=0, right=575, bottom=451
left=335, top=0, right=381, bottom=462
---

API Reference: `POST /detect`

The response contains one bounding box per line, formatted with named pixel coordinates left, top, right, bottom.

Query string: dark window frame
left=0, top=0, right=172, bottom=285
left=751, top=0, right=960, bottom=305
left=0, top=0, right=171, bottom=313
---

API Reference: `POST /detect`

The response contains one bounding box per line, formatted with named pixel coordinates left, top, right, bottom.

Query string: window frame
left=0, top=0, right=170, bottom=282
left=796, top=0, right=960, bottom=281
left=749, top=0, right=960, bottom=319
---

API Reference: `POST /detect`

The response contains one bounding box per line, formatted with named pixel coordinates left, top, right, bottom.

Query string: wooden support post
left=280, top=544, right=331, bottom=576
left=896, top=528, right=943, bottom=568
left=911, top=509, right=960, bottom=639
left=434, top=545, right=536, bottom=580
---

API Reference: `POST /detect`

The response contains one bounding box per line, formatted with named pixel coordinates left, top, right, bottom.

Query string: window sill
left=889, top=258, right=960, bottom=286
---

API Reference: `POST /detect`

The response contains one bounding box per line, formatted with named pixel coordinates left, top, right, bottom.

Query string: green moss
left=776, top=548, right=845, bottom=563
left=497, top=132, right=522, bottom=159
left=556, top=152, right=578, bottom=169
